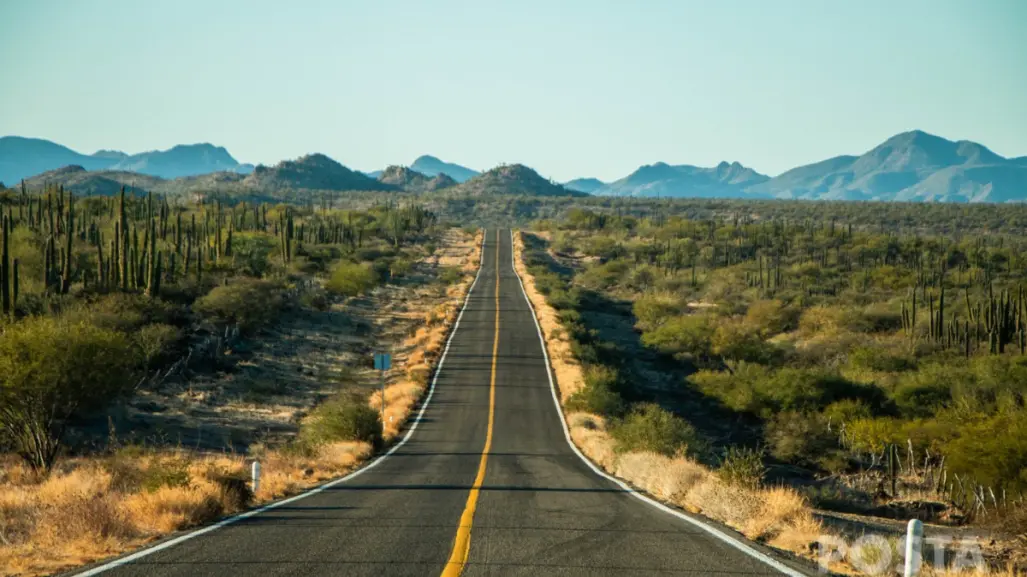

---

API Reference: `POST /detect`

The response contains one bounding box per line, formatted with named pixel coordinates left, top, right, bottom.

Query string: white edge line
left=73, top=229, right=490, bottom=577
left=507, top=229, right=809, bottom=577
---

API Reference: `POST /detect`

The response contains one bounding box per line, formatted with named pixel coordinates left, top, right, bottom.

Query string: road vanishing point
left=73, top=229, right=812, bottom=577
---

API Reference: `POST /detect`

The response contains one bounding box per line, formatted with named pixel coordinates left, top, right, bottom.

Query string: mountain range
left=593, top=131, right=1027, bottom=203
left=3, top=130, right=1026, bottom=202
left=0, top=136, right=253, bottom=184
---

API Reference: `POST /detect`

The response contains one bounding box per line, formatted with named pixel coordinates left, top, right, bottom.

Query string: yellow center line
left=440, top=229, right=500, bottom=577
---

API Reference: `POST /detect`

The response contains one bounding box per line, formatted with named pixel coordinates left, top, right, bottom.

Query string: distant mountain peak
left=453, top=163, right=585, bottom=197
left=563, top=177, right=606, bottom=194
left=409, top=155, right=478, bottom=183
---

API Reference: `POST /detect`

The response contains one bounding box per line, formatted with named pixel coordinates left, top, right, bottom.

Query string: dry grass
left=0, top=228, right=484, bottom=577
left=0, top=442, right=374, bottom=577
left=512, top=231, right=585, bottom=402
left=369, top=228, right=482, bottom=441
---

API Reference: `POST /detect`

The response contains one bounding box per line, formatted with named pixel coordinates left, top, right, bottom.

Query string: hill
left=0, top=136, right=119, bottom=184
left=451, top=164, right=587, bottom=197
left=377, top=166, right=456, bottom=193
left=595, top=161, right=770, bottom=198
left=112, top=143, right=242, bottom=178
left=20, top=165, right=162, bottom=196
left=410, top=155, right=478, bottom=183
left=243, top=153, right=396, bottom=192
left=750, top=130, right=1027, bottom=202
left=0, top=136, right=252, bottom=183
left=563, top=178, right=605, bottom=193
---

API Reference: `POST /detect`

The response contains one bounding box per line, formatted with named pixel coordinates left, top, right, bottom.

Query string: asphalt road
left=77, top=229, right=811, bottom=577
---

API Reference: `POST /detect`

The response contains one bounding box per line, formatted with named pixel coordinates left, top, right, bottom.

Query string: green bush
left=610, top=403, right=704, bottom=457
left=566, top=365, right=624, bottom=416
left=438, top=266, right=464, bottom=285
left=717, top=446, right=766, bottom=489
left=326, top=262, right=377, bottom=297
left=0, top=317, right=139, bottom=471
left=765, top=411, right=839, bottom=467
left=135, top=323, right=182, bottom=368
left=194, top=278, right=285, bottom=332
left=641, top=314, right=714, bottom=362
left=301, top=395, right=382, bottom=448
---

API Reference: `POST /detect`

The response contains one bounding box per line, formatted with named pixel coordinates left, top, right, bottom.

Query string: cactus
left=61, top=193, right=74, bottom=294
left=118, top=187, right=129, bottom=291
left=145, top=218, right=157, bottom=297
left=1, top=215, right=9, bottom=315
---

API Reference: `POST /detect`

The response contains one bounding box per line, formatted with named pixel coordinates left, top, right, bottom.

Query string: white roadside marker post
left=251, top=460, right=261, bottom=496
left=905, top=519, right=924, bottom=577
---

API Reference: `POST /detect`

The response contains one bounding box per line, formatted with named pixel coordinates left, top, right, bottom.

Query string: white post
left=905, top=519, right=924, bottom=577
left=251, top=460, right=261, bottom=496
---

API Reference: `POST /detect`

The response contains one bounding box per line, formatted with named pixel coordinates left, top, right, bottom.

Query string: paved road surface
left=76, top=229, right=811, bottom=577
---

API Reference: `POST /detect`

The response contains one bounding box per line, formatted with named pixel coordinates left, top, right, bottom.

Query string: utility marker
left=374, top=352, right=392, bottom=428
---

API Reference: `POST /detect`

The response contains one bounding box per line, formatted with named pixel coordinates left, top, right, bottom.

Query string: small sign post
left=373, top=352, right=392, bottom=427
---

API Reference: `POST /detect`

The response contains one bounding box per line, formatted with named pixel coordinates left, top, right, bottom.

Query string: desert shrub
left=135, top=323, right=182, bottom=368
left=231, top=232, right=278, bottom=277
left=610, top=403, right=704, bottom=457
left=765, top=411, right=840, bottom=468
left=0, top=317, right=139, bottom=471
left=301, top=395, right=382, bottom=448
left=566, top=365, right=625, bottom=416
left=711, top=320, right=784, bottom=365
left=389, top=258, right=413, bottom=278
left=717, top=446, right=766, bottom=489
left=140, top=457, right=191, bottom=493
left=439, top=266, right=464, bottom=285
left=71, top=292, right=179, bottom=333
left=579, top=236, right=623, bottom=260
left=848, top=346, right=916, bottom=373
left=939, top=408, right=1027, bottom=491
left=578, top=259, right=630, bottom=291
left=821, top=399, right=874, bottom=424
left=194, top=278, right=284, bottom=332
left=326, top=261, right=377, bottom=297
left=641, top=314, right=714, bottom=362
left=744, top=299, right=799, bottom=336
left=300, top=289, right=331, bottom=311
left=690, top=364, right=886, bottom=417
left=632, top=292, right=683, bottom=332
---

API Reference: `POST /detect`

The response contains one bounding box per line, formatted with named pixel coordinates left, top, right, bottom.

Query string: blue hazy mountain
left=596, top=131, right=1027, bottom=203
left=0, top=136, right=120, bottom=183
left=0, top=136, right=251, bottom=182
left=563, top=177, right=606, bottom=193
left=409, top=155, right=478, bottom=183
left=110, top=143, right=242, bottom=179
left=749, top=130, right=1027, bottom=202
left=595, top=161, right=770, bottom=198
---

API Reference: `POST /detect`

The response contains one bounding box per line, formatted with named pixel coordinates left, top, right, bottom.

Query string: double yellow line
left=440, top=229, right=500, bottom=577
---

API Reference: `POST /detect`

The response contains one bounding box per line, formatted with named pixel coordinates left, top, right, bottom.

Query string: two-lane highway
left=76, top=229, right=809, bottom=576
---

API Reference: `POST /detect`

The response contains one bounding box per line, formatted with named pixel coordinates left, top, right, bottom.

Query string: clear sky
left=1, top=0, right=1025, bottom=181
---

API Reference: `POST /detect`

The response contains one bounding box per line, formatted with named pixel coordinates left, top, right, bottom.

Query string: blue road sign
left=374, top=353, right=392, bottom=371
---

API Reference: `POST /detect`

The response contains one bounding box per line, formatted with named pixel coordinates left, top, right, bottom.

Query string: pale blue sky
left=1, top=0, right=1024, bottom=180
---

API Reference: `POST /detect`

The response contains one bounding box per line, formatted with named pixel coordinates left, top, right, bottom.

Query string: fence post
left=251, top=461, right=261, bottom=496
left=904, top=519, right=923, bottom=577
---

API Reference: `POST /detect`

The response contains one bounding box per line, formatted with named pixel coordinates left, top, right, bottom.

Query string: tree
left=0, top=318, right=138, bottom=471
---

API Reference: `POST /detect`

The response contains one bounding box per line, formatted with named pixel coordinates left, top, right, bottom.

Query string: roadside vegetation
left=0, top=183, right=480, bottom=576
left=515, top=202, right=1027, bottom=574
